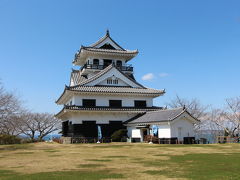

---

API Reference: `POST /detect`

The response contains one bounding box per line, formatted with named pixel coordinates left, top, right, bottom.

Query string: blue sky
left=0, top=0, right=239, bottom=113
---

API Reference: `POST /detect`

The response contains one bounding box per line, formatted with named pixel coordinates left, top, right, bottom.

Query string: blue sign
left=98, top=125, right=102, bottom=140
left=152, top=125, right=158, bottom=136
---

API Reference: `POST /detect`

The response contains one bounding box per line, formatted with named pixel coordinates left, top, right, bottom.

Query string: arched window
left=116, top=60, right=122, bottom=67
left=93, top=59, right=99, bottom=65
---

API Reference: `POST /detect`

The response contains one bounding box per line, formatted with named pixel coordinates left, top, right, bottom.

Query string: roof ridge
left=146, top=107, right=184, bottom=114
left=126, top=106, right=199, bottom=125
left=115, top=66, right=145, bottom=88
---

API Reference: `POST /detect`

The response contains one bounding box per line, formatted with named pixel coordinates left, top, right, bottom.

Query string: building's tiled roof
left=81, top=46, right=138, bottom=54
left=70, top=69, right=86, bottom=85
left=55, top=105, right=163, bottom=118
left=126, top=107, right=199, bottom=124
left=67, top=86, right=165, bottom=95
left=56, top=64, right=165, bottom=104
left=73, top=30, right=138, bottom=65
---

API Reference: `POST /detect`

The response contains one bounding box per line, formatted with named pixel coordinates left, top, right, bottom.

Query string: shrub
left=0, top=134, right=22, bottom=145
left=111, top=129, right=128, bottom=142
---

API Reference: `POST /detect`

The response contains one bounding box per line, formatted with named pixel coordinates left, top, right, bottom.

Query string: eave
left=55, top=87, right=72, bottom=105
left=56, top=87, right=165, bottom=105
left=126, top=109, right=200, bottom=125
left=73, top=47, right=138, bottom=66
left=55, top=106, right=163, bottom=119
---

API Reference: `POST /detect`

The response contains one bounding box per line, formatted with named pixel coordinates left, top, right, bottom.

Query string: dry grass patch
left=0, top=142, right=240, bottom=179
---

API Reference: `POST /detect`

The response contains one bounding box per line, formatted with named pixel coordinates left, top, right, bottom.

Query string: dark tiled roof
left=81, top=46, right=138, bottom=54
left=73, top=31, right=138, bottom=64
left=55, top=105, right=163, bottom=118
left=70, top=69, right=86, bottom=85
left=67, top=86, right=165, bottom=95
left=127, top=107, right=197, bottom=124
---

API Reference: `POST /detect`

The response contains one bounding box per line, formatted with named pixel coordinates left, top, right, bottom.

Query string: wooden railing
left=64, top=105, right=163, bottom=110
left=81, top=64, right=133, bottom=71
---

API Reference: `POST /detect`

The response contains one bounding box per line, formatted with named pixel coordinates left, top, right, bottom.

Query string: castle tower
left=56, top=31, right=165, bottom=138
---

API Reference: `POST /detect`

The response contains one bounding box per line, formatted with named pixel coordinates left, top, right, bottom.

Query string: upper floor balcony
left=80, top=63, right=133, bottom=72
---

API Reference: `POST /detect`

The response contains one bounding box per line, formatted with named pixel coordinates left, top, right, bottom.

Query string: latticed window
left=107, top=79, right=112, bottom=84
left=107, top=78, right=118, bottom=84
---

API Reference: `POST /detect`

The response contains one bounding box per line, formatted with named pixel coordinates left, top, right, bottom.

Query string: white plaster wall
left=73, top=94, right=153, bottom=107
left=127, top=127, right=144, bottom=141
left=171, top=117, right=195, bottom=140
left=67, top=112, right=136, bottom=124
left=157, top=124, right=171, bottom=138
left=132, top=129, right=142, bottom=138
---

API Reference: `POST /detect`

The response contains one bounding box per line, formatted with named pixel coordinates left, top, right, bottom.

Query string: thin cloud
left=142, top=73, right=154, bottom=81
left=159, top=73, right=169, bottom=78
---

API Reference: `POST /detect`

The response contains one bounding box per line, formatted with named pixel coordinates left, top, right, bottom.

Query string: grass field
left=0, top=142, right=240, bottom=180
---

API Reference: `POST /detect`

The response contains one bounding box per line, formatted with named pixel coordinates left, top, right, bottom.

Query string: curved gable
left=85, top=67, right=143, bottom=88
left=93, top=36, right=124, bottom=50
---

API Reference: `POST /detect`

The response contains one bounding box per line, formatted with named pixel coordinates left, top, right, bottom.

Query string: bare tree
left=18, top=112, right=38, bottom=141
left=166, top=95, right=211, bottom=136
left=166, top=95, right=209, bottom=120
left=224, top=97, right=240, bottom=136
left=0, top=82, right=23, bottom=135
left=35, top=113, right=61, bottom=141
left=19, top=112, right=61, bottom=141
left=206, top=97, right=240, bottom=138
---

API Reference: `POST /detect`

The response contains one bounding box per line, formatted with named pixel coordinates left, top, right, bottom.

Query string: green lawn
left=0, top=142, right=240, bottom=180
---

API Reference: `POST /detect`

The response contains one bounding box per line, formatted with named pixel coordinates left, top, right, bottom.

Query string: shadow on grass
left=0, top=170, right=123, bottom=180
left=142, top=153, right=240, bottom=180
left=44, top=149, right=60, bottom=153
left=77, top=164, right=103, bottom=168
left=0, top=144, right=32, bottom=152
left=92, top=145, right=131, bottom=148
left=103, top=156, right=128, bottom=159
left=86, top=159, right=112, bottom=162
left=14, top=152, right=34, bottom=155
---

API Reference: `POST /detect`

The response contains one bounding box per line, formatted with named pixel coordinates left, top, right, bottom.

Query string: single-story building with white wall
left=125, top=107, right=200, bottom=143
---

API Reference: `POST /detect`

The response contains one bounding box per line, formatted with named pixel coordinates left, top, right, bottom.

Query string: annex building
left=56, top=31, right=199, bottom=143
